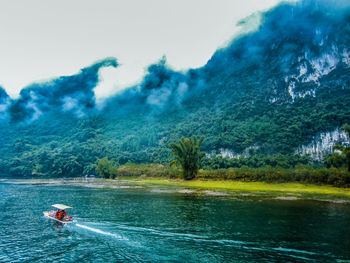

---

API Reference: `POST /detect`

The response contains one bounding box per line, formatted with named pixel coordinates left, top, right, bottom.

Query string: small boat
left=43, top=204, right=76, bottom=224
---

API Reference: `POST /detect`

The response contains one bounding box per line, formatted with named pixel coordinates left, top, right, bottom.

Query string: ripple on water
left=0, top=182, right=349, bottom=262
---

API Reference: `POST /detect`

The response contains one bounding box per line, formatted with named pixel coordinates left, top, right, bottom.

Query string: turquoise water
left=0, top=182, right=350, bottom=262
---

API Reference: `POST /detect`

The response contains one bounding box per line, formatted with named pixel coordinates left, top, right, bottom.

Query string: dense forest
left=0, top=0, right=349, bottom=178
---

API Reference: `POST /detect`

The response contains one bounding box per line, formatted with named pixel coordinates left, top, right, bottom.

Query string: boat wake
left=75, top=223, right=127, bottom=240
left=72, top=221, right=323, bottom=261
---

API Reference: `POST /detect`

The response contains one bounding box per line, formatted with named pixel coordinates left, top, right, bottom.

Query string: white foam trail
left=76, top=224, right=127, bottom=240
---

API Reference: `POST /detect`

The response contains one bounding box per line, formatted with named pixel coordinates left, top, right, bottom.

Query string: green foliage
left=201, top=153, right=311, bottom=169
left=93, top=157, right=118, bottom=179
left=327, top=124, right=350, bottom=171
left=117, top=163, right=350, bottom=188
left=325, top=153, right=346, bottom=168
left=117, top=163, right=179, bottom=178
left=169, top=136, right=205, bottom=180
left=341, top=124, right=350, bottom=135
left=197, top=166, right=350, bottom=187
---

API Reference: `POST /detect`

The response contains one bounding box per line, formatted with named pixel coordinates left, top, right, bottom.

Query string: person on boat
left=61, top=210, right=66, bottom=220
left=56, top=210, right=62, bottom=220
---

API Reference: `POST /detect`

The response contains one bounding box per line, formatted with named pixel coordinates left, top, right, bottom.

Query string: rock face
left=285, top=47, right=349, bottom=102
left=213, top=129, right=349, bottom=161
left=206, top=146, right=260, bottom=159
left=296, top=128, right=349, bottom=160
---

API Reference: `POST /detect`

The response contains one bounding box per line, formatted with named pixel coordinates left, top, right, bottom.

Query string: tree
left=169, top=136, right=205, bottom=180
left=333, top=124, right=350, bottom=171
left=93, top=157, right=118, bottom=179
left=325, top=152, right=346, bottom=168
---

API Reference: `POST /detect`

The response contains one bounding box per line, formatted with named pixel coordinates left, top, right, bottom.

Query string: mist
left=8, top=58, right=117, bottom=122
left=1, top=0, right=349, bottom=123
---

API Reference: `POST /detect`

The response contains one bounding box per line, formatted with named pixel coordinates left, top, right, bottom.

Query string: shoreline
left=128, top=178, right=350, bottom=201
left=2, top=177, right=350, bottom=203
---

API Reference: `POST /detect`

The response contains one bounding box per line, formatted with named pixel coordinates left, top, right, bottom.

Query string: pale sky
left=0, top=0, right=289, bottom=99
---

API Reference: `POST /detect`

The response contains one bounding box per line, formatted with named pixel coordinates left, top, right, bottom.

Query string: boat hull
left=43, top=211, right=76, bottom=224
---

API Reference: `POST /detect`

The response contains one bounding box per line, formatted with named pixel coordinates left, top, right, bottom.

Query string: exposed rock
left=178, top=189, right=196, bottom=194
left=208, top=145, right=260, bottom=159
left=203, top=190, right=229, bottom=196
left=275, top=196, right=298, bottom=200
left=296, top=127, right=349, bottom=160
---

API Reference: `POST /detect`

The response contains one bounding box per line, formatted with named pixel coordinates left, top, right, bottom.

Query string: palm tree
left=169, top=136, right=205, bottom=180
left=333, top=124, right=350, bottom=171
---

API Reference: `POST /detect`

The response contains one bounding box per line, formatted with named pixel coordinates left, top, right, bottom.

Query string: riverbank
left=116, top=164, right=350, bottom=187
left=2, top=177, right=350, bottom=202
left=125, top=178, right=350, bottom=201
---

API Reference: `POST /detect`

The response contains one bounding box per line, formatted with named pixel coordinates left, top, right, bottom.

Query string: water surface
left=0, top=182, right=350, bottom=262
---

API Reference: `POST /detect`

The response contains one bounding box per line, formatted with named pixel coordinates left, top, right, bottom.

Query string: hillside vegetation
left=0, top=0, right=349, bottom=178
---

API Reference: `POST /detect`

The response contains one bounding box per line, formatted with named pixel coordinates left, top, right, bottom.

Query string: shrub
left=112, top=162, right=350, bottom=187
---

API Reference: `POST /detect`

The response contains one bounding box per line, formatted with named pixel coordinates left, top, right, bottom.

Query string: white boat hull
left=43, top=211, right=76, bottom=224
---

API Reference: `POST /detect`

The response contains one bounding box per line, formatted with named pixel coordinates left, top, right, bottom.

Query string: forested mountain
left=0, top=0, right=349, bottom=177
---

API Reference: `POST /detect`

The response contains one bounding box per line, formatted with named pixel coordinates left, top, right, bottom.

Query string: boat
left=43, top=204, right=76, bottom=224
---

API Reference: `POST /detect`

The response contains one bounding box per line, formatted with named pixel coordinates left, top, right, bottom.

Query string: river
left=0, top=181, right=349, bottom=262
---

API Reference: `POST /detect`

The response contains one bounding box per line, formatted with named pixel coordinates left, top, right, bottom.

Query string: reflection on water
left=0, top=182, right=350, bottom=262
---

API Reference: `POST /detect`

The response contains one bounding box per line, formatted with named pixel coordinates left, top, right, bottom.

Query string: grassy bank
left=125, top=177, right=350, bottom=200
left=116, top=164, right=350, bottom=187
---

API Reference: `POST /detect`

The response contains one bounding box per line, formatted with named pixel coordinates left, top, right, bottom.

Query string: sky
left=0, top=0, right=289, bottom=99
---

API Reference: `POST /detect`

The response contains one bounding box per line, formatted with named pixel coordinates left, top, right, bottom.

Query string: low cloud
left=8, top=57, right=118, bottom=122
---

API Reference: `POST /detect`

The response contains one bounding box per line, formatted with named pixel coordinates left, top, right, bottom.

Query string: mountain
left=0, top=0, right=349, bottom=177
